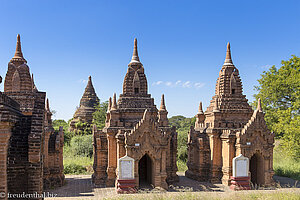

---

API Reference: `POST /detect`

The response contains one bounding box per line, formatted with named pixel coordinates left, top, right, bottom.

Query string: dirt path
left=45, top=173, right=300, bottom=199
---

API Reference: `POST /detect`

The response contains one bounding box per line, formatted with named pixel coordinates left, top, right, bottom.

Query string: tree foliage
left=93, top=101, right=108, bottom=130
left=253, top=55, right=300, bottom=159
left=52, top=119, right=75, bottom=145
left=68, top=135, right=93, bottom=157
left=53, top=119, right=68, bottom=131
left=73, top=121, right=92, bottom=135
left=169, top=115, right=196, bottom=162
left=169, top=115, right=196, bottom=130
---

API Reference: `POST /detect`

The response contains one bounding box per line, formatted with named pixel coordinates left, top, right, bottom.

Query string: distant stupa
left=69, top=76, right=99, bottom=133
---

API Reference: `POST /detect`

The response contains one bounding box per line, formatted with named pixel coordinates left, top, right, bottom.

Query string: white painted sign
left=118, top=155, right=135, bottom=179
left=232, top=154, right=249, bottom=177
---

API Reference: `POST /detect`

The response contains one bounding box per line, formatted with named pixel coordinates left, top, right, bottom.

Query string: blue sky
left=0, top=1, right=299, bottom=120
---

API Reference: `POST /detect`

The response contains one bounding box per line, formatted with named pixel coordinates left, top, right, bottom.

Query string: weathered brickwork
left=186, top=43, right=275, bottom=186
left=93, top=39, right=178, bottom=189
left=43, top=99, right=64, bottom=189
left=0, top=91, right=27, bottom=200
left=0, top=35, right=64, bottom=200
left=69, top=76, right=99, bottom=133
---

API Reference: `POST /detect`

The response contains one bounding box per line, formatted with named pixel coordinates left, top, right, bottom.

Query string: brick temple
left=0, top=35, right=277, bottom=198
left=186, top=43, right=275, bottom=186
left=69, top=76, right=99, bottom=133
left=0, top=35, right=64, bottom=200
left=92, top=39, right=178, bottom=189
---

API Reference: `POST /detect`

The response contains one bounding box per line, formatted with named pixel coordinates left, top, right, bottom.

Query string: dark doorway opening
left=250, top=153, right=264, bottom=186
left=138, top=154, right=152, bottom=188
left=250, top=154, right=258, bottom=185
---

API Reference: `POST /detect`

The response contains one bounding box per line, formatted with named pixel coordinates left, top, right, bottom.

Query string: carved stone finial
left=107, top=97, right=112, bottom=113
left=159, top=94, right=166, bottom=111
left=32, top=74, right=38, bottom=92
left=129, top=38, right=141, bottom=64
left=111, top=93, right=117, bottom=110
left=197, top=101, right=204, bottom=114
left=213, top=97, right=220, bottom=112
left=224, top=42, right=233, bottom=65
left=46, top=98, right=50, bottom=112
left=257, top=98, right=262, bottom=112
left=10, top=34, right=27, bottom=64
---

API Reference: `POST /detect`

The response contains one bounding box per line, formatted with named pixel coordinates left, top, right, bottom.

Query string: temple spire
left=83, top=76, right=95, bottom=94
left=129, top=38, right=141, bottom=64
left=213, top=97, right=220, bottom=112
left=159, top=94, right=166, bottom=111
left=11, top=34, right=27, bottom=64
left=197, top=101, right=204, bottom=114
left=78, top=76, right=99, bottom=108
left=32, top=74, right=38, bottom=92
left=107, top=97, right=112, bottom=113
left=111, top=93, right=117, bottom=110
left=224, top=42, right=233, bottom=65
left=86, top=76, right=93, bottom=88
left=257, top=98, right=262, bottom=112
left=46, top=98, right=50, bottom=112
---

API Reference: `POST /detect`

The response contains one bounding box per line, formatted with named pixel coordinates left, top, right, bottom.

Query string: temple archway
left=250, top=153, right=264, bottom=186
left=138, top=154, right=153, bottom=187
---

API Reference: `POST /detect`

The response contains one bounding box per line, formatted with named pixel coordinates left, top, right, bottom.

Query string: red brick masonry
left=230, top=176, right=250, bottom=190
left=116, top=179, right=137, bottom=194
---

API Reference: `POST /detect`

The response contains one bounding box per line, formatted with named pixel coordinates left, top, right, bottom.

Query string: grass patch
left=63, top=155, right=93, bottom=175
left=177, top=159, right=188, bottom=172
left=63, top=135, right=94, bottom=175
left=104, top=190, right=300, bottom=200
left=273, top=141, right=300, bottom=180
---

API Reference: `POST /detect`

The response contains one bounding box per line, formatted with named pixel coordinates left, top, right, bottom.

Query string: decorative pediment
left=240, top=109, right=274, bottom=145
left=125, top=109, right=170, bottom=146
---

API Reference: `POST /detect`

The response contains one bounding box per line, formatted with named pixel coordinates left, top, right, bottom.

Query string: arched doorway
left=138, top=154, right=152, bottom=187
left=250, top=153, right=264, bottom=186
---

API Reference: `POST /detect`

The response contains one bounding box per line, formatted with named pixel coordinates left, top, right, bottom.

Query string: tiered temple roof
left=69, top=76, right=99, bottom=132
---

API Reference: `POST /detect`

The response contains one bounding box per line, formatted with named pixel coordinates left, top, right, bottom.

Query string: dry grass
left=104, top=189, right=300, bottom=200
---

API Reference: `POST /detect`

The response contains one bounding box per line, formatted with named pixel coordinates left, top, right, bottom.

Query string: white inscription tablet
left=232, top=154, right=249, bottom=177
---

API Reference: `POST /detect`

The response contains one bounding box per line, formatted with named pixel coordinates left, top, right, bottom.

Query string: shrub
left=178, top=146, right=187, bottom=162
left=177, top=127, right=189, bottom=162
left=69, top=135, right=93, bottom=157
left=74, top=121, right=92, bottom=135
left=64, top=131, right=75, bottom=145
left=93, top=101, right=108, bottom=130
left=64, top=163, right=87, bottom=174
left=177, top=159, right=188, bottom=172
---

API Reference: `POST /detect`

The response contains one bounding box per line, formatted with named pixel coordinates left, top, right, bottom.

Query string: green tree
left=69, top=135, right=93, bottom=157
left=169, top=115, right=196, bottom=162
left=52, top=119, right=75, bottom=145
left=93, top=101, right=108, bottom=130
left=74, top=121, right=92, bottom=135
left=253, top=55, right=300, bottom=159
left=169, top=115, right=196, bottom=130
left=53, top=119, right=69, bottom=131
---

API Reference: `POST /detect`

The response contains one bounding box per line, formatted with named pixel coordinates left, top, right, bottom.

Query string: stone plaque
left=232, top=154, right=249, bottom=177
left=118, top=155, right=135, bottom=179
